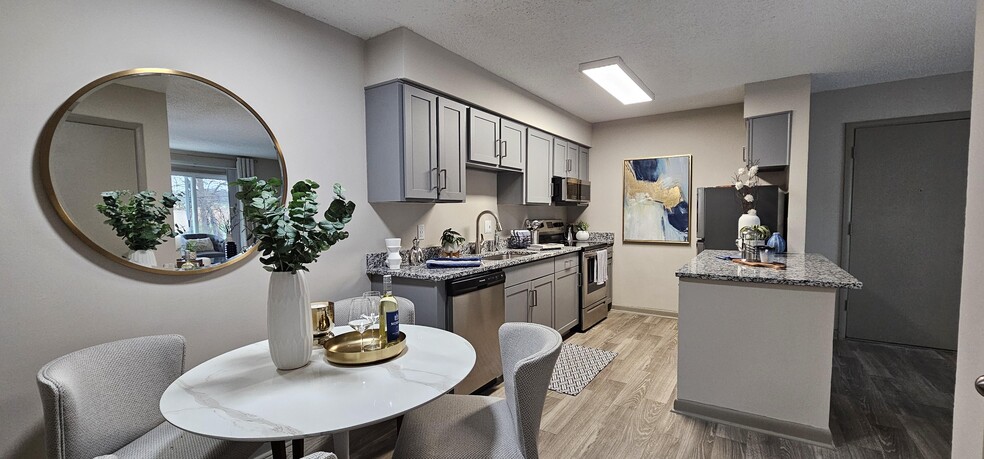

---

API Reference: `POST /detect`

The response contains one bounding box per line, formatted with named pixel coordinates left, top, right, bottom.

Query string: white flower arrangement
left=732, top=159, right=761, bottom=213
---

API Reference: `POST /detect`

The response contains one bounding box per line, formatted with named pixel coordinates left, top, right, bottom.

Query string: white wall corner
left=743, top=74, right=812, bottom=253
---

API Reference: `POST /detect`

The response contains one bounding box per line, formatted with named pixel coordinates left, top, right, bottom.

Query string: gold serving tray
left=323, top=331, right=407, bottom=365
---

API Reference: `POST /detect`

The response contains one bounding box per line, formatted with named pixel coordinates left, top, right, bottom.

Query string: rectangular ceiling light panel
left=579, top=56, right=654, bottom=105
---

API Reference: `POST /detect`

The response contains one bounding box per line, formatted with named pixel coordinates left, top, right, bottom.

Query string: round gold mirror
left=40, top=68, right=287, bottom=275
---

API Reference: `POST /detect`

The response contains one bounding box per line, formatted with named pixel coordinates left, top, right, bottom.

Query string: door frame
left=837, top=111, right=971, bottom=339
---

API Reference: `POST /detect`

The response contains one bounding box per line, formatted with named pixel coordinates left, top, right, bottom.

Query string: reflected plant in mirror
left=40, top=68, right=287, bottom=274
left=95, top=190, right=180, bottom=267
left=235, top=177, right=356, bottom=273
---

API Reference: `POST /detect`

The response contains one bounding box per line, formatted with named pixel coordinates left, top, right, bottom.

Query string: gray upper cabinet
left=437, top=98, right=468, bottom=201
left=499, top=119, right=525, bottom=170
left=553, top=138, right=568, bottom=177
left=469, top=108, right=500, bottom=167
left=365, top=82, right=465, bottom=202
left=567, top=143, right=579, bottom=179
left=469, top=107, right=524, bottom=171
left=746, top=111, right=791, bottom=170
left=553, top=137, right=586, bottom=179
left=525, top=128, right=553, bottom=204
left=578, top=146, right=589, bottom=182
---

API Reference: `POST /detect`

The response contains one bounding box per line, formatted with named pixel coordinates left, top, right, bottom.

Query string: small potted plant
left=441, top=228, right=466, bottom=257
left=235, top=177, right=356, bottom=370
left=574, top=221, right=590, bottom=241
left=96, top=190, right=179, bottom=267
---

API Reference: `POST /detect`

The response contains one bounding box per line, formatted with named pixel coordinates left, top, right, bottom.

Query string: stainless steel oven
left=580, top=245, right=612, bottom=331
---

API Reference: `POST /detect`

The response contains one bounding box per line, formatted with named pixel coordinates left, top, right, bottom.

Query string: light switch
left=417, top=224, right=425, bottom=240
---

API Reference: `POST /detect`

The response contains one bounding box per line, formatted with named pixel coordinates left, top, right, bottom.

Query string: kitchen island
left=674, top=250, right=861, bottom=447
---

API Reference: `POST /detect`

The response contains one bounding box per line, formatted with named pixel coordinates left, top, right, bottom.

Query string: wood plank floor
left=337, top=310, right=956, bottom=458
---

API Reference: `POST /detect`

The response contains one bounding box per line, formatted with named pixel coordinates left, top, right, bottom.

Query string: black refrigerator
left=696, top=185, right=787, bottom=252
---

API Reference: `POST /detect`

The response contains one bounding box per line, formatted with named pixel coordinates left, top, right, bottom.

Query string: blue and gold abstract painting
left=623, top=156, right=691, bottom=243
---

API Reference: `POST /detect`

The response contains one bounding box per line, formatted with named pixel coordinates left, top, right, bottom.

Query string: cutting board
left=731, top=259, right=786, bottom=270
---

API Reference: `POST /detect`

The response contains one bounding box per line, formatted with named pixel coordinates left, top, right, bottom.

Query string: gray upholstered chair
left=333, top=295, right=416, bottom=325
left=392, top=322, right=563, bottom=459
left=36, top=335, right=260, bottom=459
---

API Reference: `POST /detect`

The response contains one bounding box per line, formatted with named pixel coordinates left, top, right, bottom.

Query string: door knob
left=976, top=375, right=984, bottom=397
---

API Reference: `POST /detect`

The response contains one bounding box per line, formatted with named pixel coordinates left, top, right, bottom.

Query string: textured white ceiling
left=119, top=75, right=278, bottom=158
left=272, top=0, right=975, bottom=123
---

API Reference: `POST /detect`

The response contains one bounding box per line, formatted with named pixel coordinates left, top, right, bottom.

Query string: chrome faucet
left=475, top=210, right=503, bottom=254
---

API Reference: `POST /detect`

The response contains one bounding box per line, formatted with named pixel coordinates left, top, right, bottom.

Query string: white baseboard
left=611, top=304, right=678, bottom=318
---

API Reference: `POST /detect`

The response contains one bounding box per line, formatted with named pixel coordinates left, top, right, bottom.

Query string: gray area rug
left=548, top=343, right=618, bottom=396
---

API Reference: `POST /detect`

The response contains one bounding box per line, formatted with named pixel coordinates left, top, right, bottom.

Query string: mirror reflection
left=44, top=70, right=285, bottom=273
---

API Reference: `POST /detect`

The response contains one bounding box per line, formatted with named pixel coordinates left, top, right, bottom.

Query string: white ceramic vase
left=737, top=209, right=761, bottom=250
left=575, top=230, right=589, bottom=241
left=127, top=249, right=157, bottom=267
left=267, top=271, right=313, bottom=370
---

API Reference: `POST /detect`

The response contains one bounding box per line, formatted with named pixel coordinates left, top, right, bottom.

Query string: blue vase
left=766, top=233, right=786, bottom=254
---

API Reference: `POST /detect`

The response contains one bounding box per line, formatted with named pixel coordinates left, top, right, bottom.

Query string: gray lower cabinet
left=529, top=275, right=554, bottom=327
left=505, top=283, right=530, bottom=323
left=365, top=82, right=466, bottom=202
left=504, top=274, right=553, bottom=327
left=503, top=253, right=579, bottom=332
left=554, top=269, right=579, bottom=334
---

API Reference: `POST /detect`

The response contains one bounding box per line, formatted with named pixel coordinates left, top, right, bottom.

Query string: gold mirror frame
left=39, top=68, right=287, bottom=275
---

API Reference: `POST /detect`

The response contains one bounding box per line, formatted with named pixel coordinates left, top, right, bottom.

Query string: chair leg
left=292, top=439, right=304, bottom=459
left=271, top=441, right=287, bottom=459
left=396, top=415, right=404, bottom=433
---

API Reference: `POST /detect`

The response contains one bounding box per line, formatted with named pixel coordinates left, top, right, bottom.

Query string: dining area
left=37, top=293, right=563, bottom=459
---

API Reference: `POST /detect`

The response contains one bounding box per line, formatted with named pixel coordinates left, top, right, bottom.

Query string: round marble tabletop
left=160, top=324, right=476, bottom=442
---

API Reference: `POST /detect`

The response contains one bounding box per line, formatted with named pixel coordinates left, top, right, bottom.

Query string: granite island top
left=675, top=250, right=862, bottom=289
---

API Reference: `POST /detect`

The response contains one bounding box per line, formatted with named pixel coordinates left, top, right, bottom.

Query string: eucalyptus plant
left=574, top=221, right=589, bottom=232
left=234, top=177, right=356, bottom=273
left=96, top=190, right=179, bottom=251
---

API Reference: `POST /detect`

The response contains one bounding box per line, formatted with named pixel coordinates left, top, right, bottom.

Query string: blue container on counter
left=766, top=233, right=787, bottom=254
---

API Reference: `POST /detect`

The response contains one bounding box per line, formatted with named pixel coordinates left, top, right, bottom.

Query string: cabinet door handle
left=431, top=167, right=439, bottom=190
left=528, top=290, right=534, bottom=308
left=533, top=289, right=538, bottom=306
left=494, top=139, right=500, bottom=157
left=742, top=146, right=747, bottom=163
left=502, top=140, right=508, bottom=158
left=440, top=169, right=448, bottom=191
left=567, top=158, right=571, bottom=172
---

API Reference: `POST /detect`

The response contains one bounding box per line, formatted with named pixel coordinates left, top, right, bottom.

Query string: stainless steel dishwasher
left=447, top=270, right=505, bottom=394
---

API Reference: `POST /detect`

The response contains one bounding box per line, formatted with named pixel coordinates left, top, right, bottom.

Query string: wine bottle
left=379, top=275, right=400, bottom=346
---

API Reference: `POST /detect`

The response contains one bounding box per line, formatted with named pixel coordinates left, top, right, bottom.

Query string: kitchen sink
left=482, top=251, right=536, bottom=261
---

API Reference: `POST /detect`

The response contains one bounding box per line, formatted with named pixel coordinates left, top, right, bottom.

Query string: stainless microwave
left=552, top=177, right=590, bottom=205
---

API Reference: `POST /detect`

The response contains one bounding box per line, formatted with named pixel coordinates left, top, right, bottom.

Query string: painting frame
left=622, top=154, right=693, bottom=244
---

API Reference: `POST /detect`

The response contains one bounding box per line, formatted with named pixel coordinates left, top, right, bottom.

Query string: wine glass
left=347, top=297, right=372, bottom=352
left=361, top=292, right=381, bottom=351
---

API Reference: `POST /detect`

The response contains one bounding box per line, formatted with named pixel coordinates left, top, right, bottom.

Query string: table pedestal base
left=271, top=438, right=305, bottom=459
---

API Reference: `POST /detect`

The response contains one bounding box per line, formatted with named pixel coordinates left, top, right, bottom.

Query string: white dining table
left=160, top=324, right=476, bottom=459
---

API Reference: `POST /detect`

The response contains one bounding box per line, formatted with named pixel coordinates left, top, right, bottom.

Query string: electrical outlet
left=484, top=220, right=493, bottom=233
left=417, top=224, right=425, bottom=240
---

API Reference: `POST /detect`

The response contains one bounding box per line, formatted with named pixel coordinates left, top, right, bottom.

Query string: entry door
left=846, top=117, right=969, bottom=350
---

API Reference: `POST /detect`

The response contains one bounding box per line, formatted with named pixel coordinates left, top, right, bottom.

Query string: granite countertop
left=366, top=231, right=615, bottom=282
left=675, top=250, right=862, bottom=289
left=367, top=246, right=583, bottom=281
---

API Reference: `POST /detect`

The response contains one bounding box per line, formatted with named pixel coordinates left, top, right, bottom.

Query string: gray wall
left=806, top=72, right=973, bottom=262
left=579, top=104, right=746, bottom=313
left=0, top=1, right=380, bottom=456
